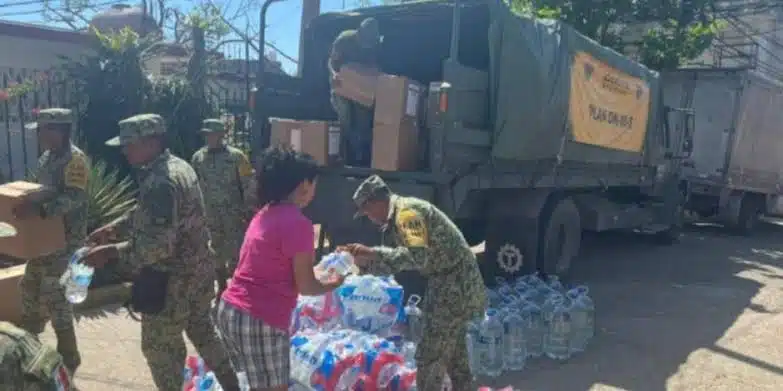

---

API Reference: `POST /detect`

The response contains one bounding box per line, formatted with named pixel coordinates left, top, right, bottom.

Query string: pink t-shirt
left=221, top=203, right=314, bottom=331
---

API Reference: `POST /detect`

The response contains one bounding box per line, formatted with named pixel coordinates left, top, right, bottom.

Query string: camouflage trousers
left=141, top=270, right=237, bottom=391
left=416, top=318, right=474, bottom=391
left=331, top=93, right=374, bottom=167
left=19, top=250, right=81, bottom=373
left=207, top=211, right=245, bottom=294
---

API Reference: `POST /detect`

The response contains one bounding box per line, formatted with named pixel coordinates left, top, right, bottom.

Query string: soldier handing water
left=338, top=175, right=487, bottom=391
left=81, top=114, right=240, bottom=391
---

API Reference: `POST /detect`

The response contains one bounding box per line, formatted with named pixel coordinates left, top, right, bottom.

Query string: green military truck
left=254, top=0, right=693, bottom=290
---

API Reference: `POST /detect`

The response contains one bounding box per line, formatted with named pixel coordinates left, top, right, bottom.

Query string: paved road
left=41, top=222, right=783, bottom=390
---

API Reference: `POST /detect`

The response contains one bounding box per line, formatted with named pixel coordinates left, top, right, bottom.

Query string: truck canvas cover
left=488, top=1, right=661, bottom=165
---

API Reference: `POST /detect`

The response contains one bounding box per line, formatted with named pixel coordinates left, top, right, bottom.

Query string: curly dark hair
left=255, top=144, right=319, bottom=207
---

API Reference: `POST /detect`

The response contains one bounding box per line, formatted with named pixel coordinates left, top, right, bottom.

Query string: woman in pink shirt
left=214, top=145, right=344, bottom=391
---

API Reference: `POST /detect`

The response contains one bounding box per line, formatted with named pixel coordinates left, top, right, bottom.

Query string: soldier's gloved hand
left=82, top=244, right=119, bottom=269
left=87, top=223, right=117, bottom=245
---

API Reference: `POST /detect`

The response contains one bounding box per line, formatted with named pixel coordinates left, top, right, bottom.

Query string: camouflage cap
left=24, top=108, right=73, bottom=131
left=352, top=174, right=390, bottom=218
left=106, top=113, right=166, bottom=146
left=201, top=118, right=226, bottom=133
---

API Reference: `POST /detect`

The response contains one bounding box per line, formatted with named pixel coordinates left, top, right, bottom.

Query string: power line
left=0, top=0, right=123, bottom=17
left=0, top=0, right=49, bottom=9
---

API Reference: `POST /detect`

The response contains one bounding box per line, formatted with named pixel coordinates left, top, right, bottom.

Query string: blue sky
left=0, top=0, right=376, bottom=74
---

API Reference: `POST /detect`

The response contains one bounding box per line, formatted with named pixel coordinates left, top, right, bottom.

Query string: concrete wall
left=0, top=22, right=90, bottom=181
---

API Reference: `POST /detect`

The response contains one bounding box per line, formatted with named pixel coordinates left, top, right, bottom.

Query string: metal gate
left=207, top=39, right=258, bottom=156
left=0, top=68, right=75, bottom=183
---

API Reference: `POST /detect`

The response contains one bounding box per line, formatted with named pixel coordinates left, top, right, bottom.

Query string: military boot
left=55, top=328, right=81, bottom=374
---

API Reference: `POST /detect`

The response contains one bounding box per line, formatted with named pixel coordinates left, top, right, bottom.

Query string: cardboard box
left=269, top=118, right=341, bottom=166
left=333, top=63, right=381, bottom=108
left=371, top=75, right=425, bottom=171
left=0, top=264, right=25, bottom=323
left=0, top=181, right=66, bottom=260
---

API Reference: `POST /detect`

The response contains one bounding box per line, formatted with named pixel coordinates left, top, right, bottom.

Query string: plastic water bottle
left=316, top=251, right=355, bottom=280
left=520, top=301, right=545, bottom=358
left=62, top=247, right=93, bottom=304
left=401, top=341, right=417, bottom=368
left=549, top=276, right=566, bottom=293
left=196, top=372, right=222, bottom=390
left=544, top=296, right=572, bottom=360
left=404, top=294, right=424, bottom=343
left=542, top=293, right=564, bottom=322
left=477, top=309, right=504, bottom=377
left=466, top=318, right=480, bottom=376
left=567, top=286, right=595, bottom=353
left=237, top=372, right=250, bottom=391
left=502, top=309, right=527, bottom=371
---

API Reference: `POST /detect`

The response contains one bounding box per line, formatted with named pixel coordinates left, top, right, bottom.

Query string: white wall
left=0, top=31, right=89, bottom=181
left=0, top=34, right=87, bottom=69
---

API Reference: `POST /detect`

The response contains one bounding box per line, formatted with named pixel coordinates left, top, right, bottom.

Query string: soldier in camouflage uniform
left=339, top=175, right=487, bottom=391
left=15, top=108, right=88, bottom=375
left=81, top=114, right=240, bottom=391
left=329, top=17, right=380, bottom=166
left=191, top=118, right=256, bottom=295
left=0, top=321, right=74, bottom=390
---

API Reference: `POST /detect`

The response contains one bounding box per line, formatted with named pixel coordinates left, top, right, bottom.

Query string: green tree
left=510, top=0, right=724, bottom=70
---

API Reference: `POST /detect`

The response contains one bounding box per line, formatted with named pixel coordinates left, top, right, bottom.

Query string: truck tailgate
left=663, top=70, right=738, bottom=184
left=728, top=72, right=783, bottom=193
left=664, top=69, right=783, bottom=193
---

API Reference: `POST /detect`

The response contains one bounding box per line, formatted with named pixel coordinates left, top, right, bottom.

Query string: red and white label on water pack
left=53, top=364, right=71, bottom=391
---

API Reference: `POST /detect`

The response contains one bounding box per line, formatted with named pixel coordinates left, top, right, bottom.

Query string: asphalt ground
left=41, top=220, right=783, bottom=390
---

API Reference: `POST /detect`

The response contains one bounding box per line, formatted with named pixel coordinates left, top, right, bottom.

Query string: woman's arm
left=293, top=251, right=343, bottom=296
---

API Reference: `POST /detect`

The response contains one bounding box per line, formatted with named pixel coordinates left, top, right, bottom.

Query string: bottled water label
left=336, top=276, right=404, bottom=334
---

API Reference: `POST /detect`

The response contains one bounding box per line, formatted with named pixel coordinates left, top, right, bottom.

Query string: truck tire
left=735, top=197, right=762, bottom=236
left=538, top=197, right=581, bottom=278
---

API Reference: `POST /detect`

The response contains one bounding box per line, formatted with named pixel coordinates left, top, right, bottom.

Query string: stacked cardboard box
left=0, top=264, right=26, bottom=322
left=333, top=63, right=381, bottom=108
left=0, top=181, right=65, bottom=260
left=371, top=75, right=425, bottom=171
left=269, top=118, right=341, bottom=166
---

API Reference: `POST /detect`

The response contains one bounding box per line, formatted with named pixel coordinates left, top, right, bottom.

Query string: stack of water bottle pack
left=287, top=251, right=426, bottom=391
left=469, top=274, right=596, bottom=378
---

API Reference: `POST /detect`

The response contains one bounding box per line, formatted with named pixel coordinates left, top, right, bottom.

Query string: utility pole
left=298, top=0, right=321, bottom=77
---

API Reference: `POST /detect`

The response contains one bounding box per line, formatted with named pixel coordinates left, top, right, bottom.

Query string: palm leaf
left=85, top=159, right=136, bottom=233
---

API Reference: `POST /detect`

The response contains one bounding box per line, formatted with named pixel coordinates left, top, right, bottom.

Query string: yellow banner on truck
left=568, top=51, right=651, bottom=153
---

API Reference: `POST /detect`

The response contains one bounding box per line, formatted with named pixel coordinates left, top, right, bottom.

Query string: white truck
left=663, top=68, right=783, bottom=234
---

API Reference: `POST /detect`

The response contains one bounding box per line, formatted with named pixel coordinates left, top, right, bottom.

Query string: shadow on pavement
left=484, top=221, right=783, bottom=391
